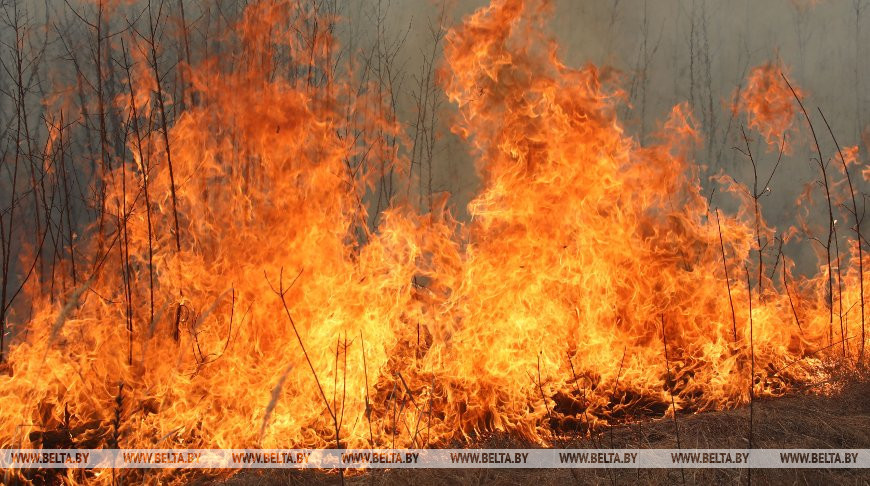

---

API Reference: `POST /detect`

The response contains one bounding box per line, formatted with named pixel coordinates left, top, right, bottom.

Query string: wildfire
left=0, top=0, right=865, bottom=482
left=738, top=61, right=799, bottom=152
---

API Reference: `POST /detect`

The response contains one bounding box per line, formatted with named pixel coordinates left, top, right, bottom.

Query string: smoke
left=356, top=0, right=869, bottom=272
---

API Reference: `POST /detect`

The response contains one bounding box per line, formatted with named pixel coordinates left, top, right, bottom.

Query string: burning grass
left=221, top=377, right=870, bottom=485
left=1, top=0, right=869, bottom=484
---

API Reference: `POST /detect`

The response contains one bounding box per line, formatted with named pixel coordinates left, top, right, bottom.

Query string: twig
left=535, top=352, right=552, bottom=431
left=609, top=347, right=626, bottom=449
left=266, top=267, right=344, bottom=485
left=745, top=264, right=755, bottom=486
left=566, top=352, right=592, bottom=437
left=360, top=331, right=374, bottom=446
left=120, top=36, right=155, bottom=343
left=716, top=209, right=738, bottom=342
left=145, top=0, right=183, bottom=341
left=777, top=249, right=804, bottom=335
left=783, top=73, right=838, bottom=348
left=818, top=108, right=865, bottom=365
left=661, top=315, right=686, bottom=486
left=568, top=351, right=616, bottom=486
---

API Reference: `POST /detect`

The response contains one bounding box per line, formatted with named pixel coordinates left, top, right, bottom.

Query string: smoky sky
left=3, top=0, right=869, bottom=275
left=357, top=0, right=869, bottom=273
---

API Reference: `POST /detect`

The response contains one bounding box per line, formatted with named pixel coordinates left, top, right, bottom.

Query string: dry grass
left=214, top=380, right=870, bottom=486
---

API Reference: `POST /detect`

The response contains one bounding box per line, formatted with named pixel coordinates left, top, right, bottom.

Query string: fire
left=738, top=61, right=799, bottom=151
left=0, top=0, right=865, bottom=481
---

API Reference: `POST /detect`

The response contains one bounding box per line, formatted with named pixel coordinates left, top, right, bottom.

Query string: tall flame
left=0, top=0, right=863, bottom=482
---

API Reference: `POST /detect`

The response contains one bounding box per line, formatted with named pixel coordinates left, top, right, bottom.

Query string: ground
left=212, top=379, right=870, bottom=485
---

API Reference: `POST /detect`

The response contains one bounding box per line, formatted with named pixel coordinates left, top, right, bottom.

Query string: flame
left=737, top=61, right=800, bottom=152
left=0, top=0, right=865, bottom=482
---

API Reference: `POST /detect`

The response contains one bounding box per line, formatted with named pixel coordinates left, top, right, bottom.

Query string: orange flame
left=0, top=0, right=864, bottom=482
left=738, top=61, right=800, bottom=151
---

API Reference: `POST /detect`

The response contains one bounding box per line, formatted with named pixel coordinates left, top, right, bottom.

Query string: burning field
left=0, top=0, right=869, bottom=483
